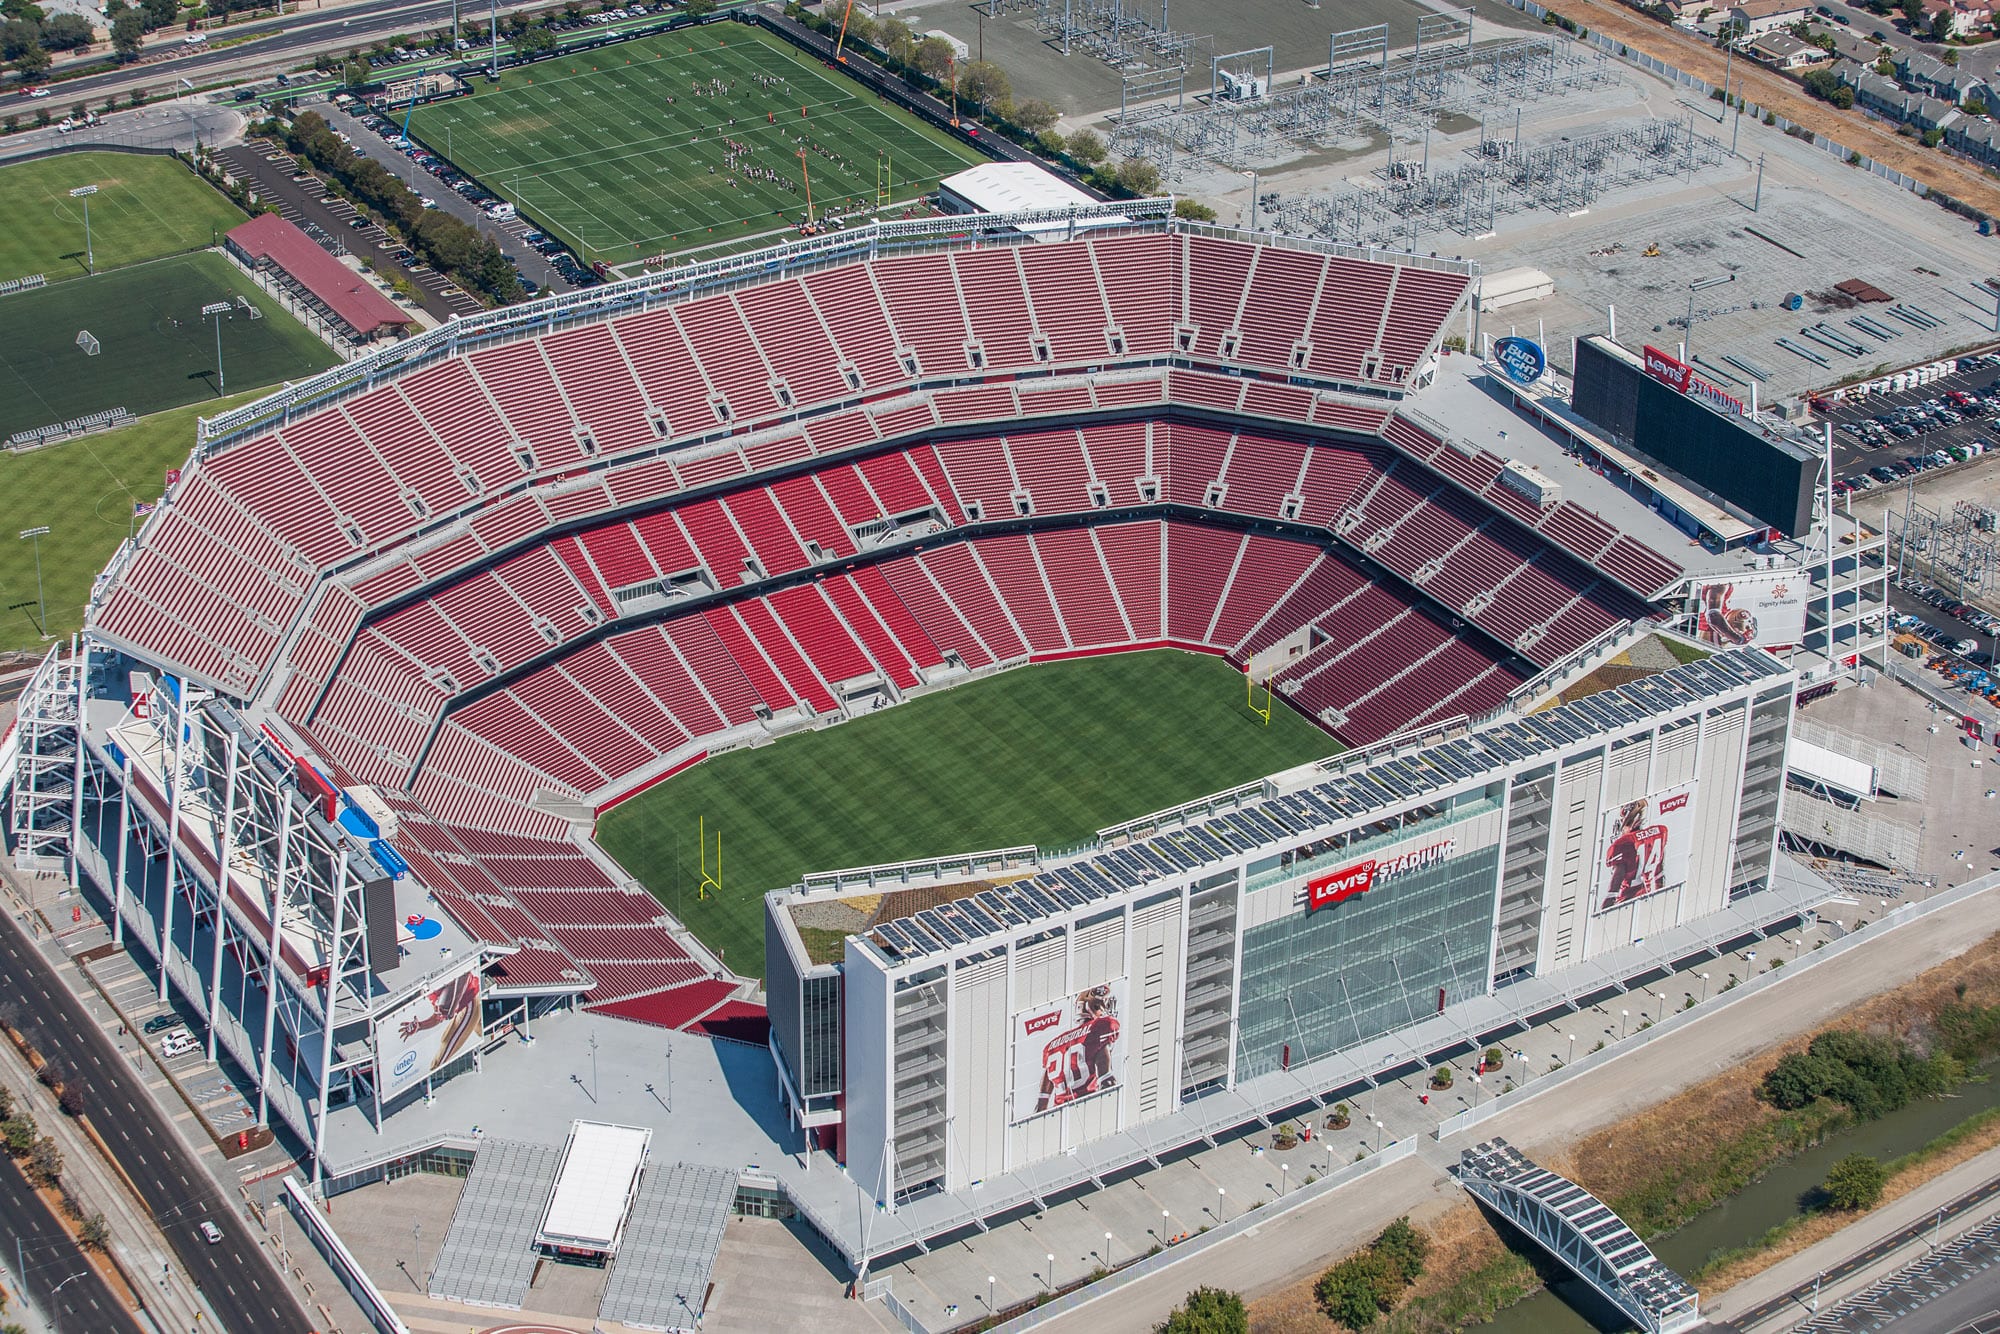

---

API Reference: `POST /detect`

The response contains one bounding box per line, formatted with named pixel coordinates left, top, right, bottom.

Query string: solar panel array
left=597, top=1162, right=739, bottom=1330
left=865, top=649, right=1788, bottom=964
left=428, top=1139, right=561, bottom=1309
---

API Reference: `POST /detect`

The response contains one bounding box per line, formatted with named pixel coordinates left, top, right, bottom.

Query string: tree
left=1966, top=97, right=1987, bottom=115
left=1013, top=97, right=1059, bottom=134
left=77, top=1213, right=109, bottom=1251
left=1823, top=1153, right=1887, bottom=1210
left=513, top=23, right=555, bottom=55
left=343, top=59, right=369, bottom=88
left=57, top=1084, right=84, bottom=1119
left=1173, top=198, right=1217, bottom=221
left=1922, top=126, right=1944, bottom=146
left=1899, top=0, right=1924, bottom=23
left=1115, top=156, right=1161, bottom=196
left=1373, top=1218, right=1431, bottom=1286
left=139, top=0, right=176, bottom=29
left=1066, top=128, right=1107, bottom=165
left=1157, top=1286, right=1248, bottom=1334
left=958, top=59, right=1009, bottom=116
left=1932, top=7, right=1956, bottom=38
left=913, top=34, right=953, bottom=80
left=0, top=17, right=34, bottom=59
left=1315, top=1250, right=1399, bottom=1328
left=2, top=114, right=16, bottom=132
left=681, top=0, right=715, bottom=15
left=12, top=40, right=48, bottom=78
left=1942, top=43, right=1959, bottom=62
left=25, top=1136, right=61, bottom=1186
left=110, top=7, right=145, bottom=59
left=40, top=12, right=94, bottom=49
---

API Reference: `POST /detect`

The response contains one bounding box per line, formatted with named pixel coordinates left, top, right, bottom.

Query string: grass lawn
left=0, top=152, right=248, bottom=286
left=595, top=650, right=1336, bottom=974
left=0, top=387, right=271, bottom=652
left=409, top=24, right=986, bottom=266
left=0, top=251, right=340, bottom=441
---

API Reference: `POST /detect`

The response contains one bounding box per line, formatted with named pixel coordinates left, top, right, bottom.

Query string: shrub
left=1822, top=1153, right=1887, bottom=1210
left=57, top=1085, right=84, bottom=1119
left=1157, top=1286, right=1248, bottom=1334
left=1316, top=1249, right=1400, bottom=1328
left=78, top=1213, right=109, bottom=1251
left=1430, top=1065, right=1454, bottom=1088
left=1374, top=1217, right=1430, bottom=1284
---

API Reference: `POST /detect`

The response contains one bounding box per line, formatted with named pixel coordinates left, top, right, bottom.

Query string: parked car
left=142, top=1013, right=182, bottom=1035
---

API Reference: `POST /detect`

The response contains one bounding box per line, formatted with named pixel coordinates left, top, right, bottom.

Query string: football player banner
left=1010, top=979, right=1127, bottom=1123
left=1594, top=782, right=1698, bottom=914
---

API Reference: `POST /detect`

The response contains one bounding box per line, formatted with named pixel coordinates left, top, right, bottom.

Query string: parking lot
left=318, top=98, right=589, bottom=295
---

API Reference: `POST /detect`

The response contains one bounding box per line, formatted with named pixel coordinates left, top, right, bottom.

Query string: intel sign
left=1493, top=336, right=1547, bottom=387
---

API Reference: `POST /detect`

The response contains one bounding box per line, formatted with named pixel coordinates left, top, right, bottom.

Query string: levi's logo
left=1022, top=1011, right=1063, bottom=1035
left=1307, top=861, right=1378, bottom=910
left=1658, top=792, right=1691, bottom=815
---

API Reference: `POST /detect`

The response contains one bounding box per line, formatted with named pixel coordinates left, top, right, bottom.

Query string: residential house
left=1945, top=115, right=2000, bottom=165
left=1895, top=50, right=1988, bottom=103
left=1845, top=65, right=1912, bottom=116
left=1748, top=30, right=1823, bottom=67
left=1921, top=0, right=1993, bottom=33
left=1823, top=29, right=1889, bottom=65
left=1727, top=0, right=1813, bottom=33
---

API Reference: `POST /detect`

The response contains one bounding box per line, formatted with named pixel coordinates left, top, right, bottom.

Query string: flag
left=165, top=467, right=181, bottom=487
left=133, top=501, right=155, bottom=517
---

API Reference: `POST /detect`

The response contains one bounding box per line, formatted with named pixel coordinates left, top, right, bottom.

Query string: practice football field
left=408, top=24, right=987, bottom=267
left=595, top=650, right=1337, bottom=974
left=0, top=152, right=249, bottom=286
left=0, top=251, right=340, bottom=441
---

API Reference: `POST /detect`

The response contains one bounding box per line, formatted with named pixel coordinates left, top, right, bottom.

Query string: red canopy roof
left=226, top=212, right=410, bottom=335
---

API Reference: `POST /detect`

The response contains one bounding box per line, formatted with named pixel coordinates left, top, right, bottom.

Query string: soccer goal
left=75, top=330, right=100, bottom=356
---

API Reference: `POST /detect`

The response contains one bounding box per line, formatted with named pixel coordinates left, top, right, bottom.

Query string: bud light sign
left=1492, top=336, right=1547, bottom=386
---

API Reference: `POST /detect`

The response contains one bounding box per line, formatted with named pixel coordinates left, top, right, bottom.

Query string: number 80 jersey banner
left=1010, top=979, right=1128, bottom=1124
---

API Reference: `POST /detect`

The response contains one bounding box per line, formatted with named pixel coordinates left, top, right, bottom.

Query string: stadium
left=9, top=200, right=1889, bottom=1307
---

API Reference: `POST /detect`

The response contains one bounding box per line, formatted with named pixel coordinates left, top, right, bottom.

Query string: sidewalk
left=1701, top=1143, right=2000, bottom=1330
left=3, top=868, right=374, bottom=1334
left=0, top=878, right=218, bottom=1334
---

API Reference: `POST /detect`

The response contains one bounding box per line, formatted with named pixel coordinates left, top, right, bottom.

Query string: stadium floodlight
left=201, top=301, right=232, bottom=393
left=68, top=186, right=97, bottom=275
left=17, top=527, right=49, bottom=640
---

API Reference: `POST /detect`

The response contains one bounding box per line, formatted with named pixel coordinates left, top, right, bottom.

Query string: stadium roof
left=938, top=163, right=1104, bottom=219
left=535, top=1120, right=652, bottom=1254
left=224, top=213, right=410, bottom=336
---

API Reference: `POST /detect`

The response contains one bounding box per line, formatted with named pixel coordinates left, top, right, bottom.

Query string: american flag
left=133, top=501, right=154, bottom=517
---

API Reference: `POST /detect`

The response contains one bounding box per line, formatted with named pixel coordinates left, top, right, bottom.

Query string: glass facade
left=801, top=973, right=843, bottom=1099
left=1233, top=844, right=1500, bottom=1082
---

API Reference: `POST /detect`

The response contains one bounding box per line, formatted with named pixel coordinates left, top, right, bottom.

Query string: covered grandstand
left=30, top=201, right=1724, bottom=1184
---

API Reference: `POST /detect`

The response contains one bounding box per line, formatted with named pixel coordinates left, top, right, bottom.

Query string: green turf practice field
left=595, top=651, right=1336, bottom=974
left=0, top=386, right=270, bottom=650
left=409, top=25, right=987, bottom=267
left=0, top=251, right=340, bottom=442
left=0, top=152, right=249, bottom=286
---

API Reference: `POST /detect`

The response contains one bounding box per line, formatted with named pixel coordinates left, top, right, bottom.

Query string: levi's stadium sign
left=1305, top=838, right=1457, bottom=912
left=1643, top=343, right=1745, bottom=417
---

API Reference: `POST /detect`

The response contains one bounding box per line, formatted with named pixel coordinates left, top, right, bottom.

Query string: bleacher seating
left=90, top=224, right=1708, bottom=1027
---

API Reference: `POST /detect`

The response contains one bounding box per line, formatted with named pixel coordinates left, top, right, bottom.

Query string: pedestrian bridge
left=1450, top=1139, right=1702, bottom=1334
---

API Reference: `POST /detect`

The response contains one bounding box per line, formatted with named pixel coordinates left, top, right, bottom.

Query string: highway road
left=0, top=1142, right=146, bottom=1334
left=0, top=909, right=313, bottom=1334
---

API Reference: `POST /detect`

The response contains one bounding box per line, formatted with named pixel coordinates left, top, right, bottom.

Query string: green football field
left=0, top=251, right=340, bottom=441
left=0, top=152, right=249, bottom=286
left=594, top=651, right=1336, bottom=975
left=409, top=25, right=987, bottom=267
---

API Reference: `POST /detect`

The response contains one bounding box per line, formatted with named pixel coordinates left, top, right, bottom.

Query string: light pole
left=1654, top=991, right=1668, bottom=1024
left=1104, top=1231, right=1113, bottom=1267
left=1044, top=1252, right=1054, bottom=1291
left=69, top=185, right=97, bottom=275
left=201, top=300, right=232, bottom=394
left=1161, top=1207, right=1172, bottom=1241
left=986, top=1275, right=996, bottom=1312
left=1281, top=1162, right=1290, bottom=1196
left=1241, top=168, right=1259, bottom=229
left=1565, top=1031, right=1576, bottom=1065
left=48, top=1272, right=85, bottom=1333
left=1215, top=1185, right=1226, bottom=1223
left=1700, top=971, right=1711, bottom=1002
left=1371, top=1117, right=1384, bottom=1153
left=1621, top=1008, right=1631, bottom=1039
left=18, top=526, right=49, bottom=640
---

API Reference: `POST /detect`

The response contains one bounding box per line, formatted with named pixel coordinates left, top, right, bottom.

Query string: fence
left=280, top=1174, right=413, bottom=1334
left=1491, top=0, right=1991, bottom=224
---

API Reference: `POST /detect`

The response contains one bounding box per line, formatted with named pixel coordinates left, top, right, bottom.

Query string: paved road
left=0, top=1142, right=146, bottom=1334
left=1781, top=1213, right=2000, bottom=1333
left=0, top=910, right=312, bottom=1334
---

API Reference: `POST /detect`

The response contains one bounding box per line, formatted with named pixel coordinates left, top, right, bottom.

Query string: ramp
left=597, top=1162, right=738, bottom=1331
left=428, top=1139, right=560, bottom=1309
left=1783, top=789, right=1919, bottom=870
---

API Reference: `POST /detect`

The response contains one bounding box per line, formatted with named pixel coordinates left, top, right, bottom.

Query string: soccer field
left=0, top=252, right=340, bottom=441
left=409, top=25, right=987, bottom=267
left=0, top=152, right=248, bottom=286
left=594, top=650, right=1336, bottom=975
